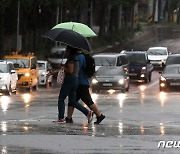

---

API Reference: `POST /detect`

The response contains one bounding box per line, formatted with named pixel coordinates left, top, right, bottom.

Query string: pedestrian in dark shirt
left=66, top=50, right=105, bottom=124
left=53, top=46, right=93, bottom=123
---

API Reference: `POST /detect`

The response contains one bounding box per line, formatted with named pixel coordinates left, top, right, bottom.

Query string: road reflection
left=117, top=93, right=127, bottom=109
left=160, top=123, right=165, bottom=136
left=1, top=121, right=7, bottom=134
left=0, top=96, right=10, bottom=112
left=1, top=146, right=7, bottom=153
left=159, top=92, right=167, bottom=107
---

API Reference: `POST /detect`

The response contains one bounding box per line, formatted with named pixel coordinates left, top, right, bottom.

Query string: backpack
left=83, top=53, right=95, bottom=78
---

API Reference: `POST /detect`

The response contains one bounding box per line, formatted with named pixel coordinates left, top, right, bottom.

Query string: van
left=4, top=52, right=39, bottom=91
left=48, top=45, right=67, bottom=69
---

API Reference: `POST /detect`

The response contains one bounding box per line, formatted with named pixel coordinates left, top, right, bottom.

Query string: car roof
left=93, top=53, right=123, bottom=57
left=148, top=47, right=167, bottom=50
left=122, top=50, right=146, bottom=54
left=0, top=60, right=13, bottom=64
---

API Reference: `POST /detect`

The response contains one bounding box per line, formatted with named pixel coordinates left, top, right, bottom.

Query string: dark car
left=122, top=50, right=153, bottom=83
left=91, top=66, right=129, bottom=93
left=159, top=64, right=180, bottom=91
left=165, top=54, right=180, bottom=66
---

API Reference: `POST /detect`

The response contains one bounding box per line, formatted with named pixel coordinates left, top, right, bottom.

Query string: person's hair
left=66, top=45, right=78, bottom=55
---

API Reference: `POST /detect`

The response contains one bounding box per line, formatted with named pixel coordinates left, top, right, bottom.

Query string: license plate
left=102, top=83, right=112, bottom=86
left=129, top=73, right=137, bottom=76
left=170, top=82, right=180, bottom=86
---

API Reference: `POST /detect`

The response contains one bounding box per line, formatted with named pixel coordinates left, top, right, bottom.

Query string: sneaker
left=52, top=119, right=66, bottom=123
left=87, top=111, right=93, bottom=123
left=94, top=114, right=105, bottom=124
left=65, top=117, right=73, bottom=123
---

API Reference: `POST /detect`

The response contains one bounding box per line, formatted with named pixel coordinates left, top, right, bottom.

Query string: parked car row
left=0, top=52, right=54, bottom=95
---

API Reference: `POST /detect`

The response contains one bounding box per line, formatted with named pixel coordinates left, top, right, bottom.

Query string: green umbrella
left=52, top=22, right=97, bottom=37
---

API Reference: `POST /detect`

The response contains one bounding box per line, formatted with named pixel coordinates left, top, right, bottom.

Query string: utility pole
left=16, top=1, right=20, bottom=52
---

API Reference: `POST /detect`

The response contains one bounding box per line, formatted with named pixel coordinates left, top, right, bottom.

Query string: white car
left=0, top=60, right=18, bottom=95
left=147, top=47, right=169, bottom=68
left=38, top=60, right=53, bottom=87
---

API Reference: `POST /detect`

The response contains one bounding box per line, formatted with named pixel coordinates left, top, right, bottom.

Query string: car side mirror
left=31, top=64, right=36, bottom=69
left=11, top=70, right=16, bottom=74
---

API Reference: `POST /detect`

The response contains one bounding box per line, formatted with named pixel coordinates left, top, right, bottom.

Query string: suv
left=93, top=53, right=129, bottom=73
left=123, top=50, right=153, bottom=83
left=0, top=60, right=18, bottom=95
left=4, top=53, right=39, bottom=91
left=147, top=47, right=169, bottom=68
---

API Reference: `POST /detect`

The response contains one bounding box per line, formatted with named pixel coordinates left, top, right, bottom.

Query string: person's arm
left=64, top=63, right=74, bottom=74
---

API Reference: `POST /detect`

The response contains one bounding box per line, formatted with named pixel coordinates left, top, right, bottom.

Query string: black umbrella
left=42, top=28, right=91, bottom=52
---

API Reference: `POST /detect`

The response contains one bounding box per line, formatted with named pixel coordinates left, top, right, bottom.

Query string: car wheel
left=33, top=83, right=38, bottom=91
left=149, top=73, right=152, bottom=82
left=144, top=76, right=149, bottom=83
left=5, top=85, right=12, bottom=95
left=126, top=85, right=129, bottom=92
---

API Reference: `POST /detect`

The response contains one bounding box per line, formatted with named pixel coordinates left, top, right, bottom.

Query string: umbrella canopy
left=52, top=22, right=97, bottom=37
left=42, top=28, right=91, bottom=52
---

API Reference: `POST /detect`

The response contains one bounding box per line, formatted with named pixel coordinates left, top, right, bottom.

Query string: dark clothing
left=68, top=54, right=94, bottom=107
left=76, top=85, right=94, bottom=107
left=58, top=54, right=89, bottom=119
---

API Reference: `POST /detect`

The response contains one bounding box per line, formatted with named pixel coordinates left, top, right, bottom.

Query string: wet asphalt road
left=1, top=70, right=180, bottom=153
left=2, top=24, right=180, bottom=153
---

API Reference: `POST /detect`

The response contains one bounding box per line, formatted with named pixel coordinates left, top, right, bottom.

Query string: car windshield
left=126, top=53, right=146, bottom=64
left=49, top=51, right=67, bottom=59
left=0, top=64, right=8, bottom=73
left=164, top=66, right=180, bottom=74
left=5, top=58, right=29, bottom=68
left=166, top=56, right=180, bottom=65
left=96, top=67, right=124, bottom=76
left=147, top=49, right=167, bottom=55
left=94, top=57, right=116, bottom=66
left=38, top=63, right=45, bottom=70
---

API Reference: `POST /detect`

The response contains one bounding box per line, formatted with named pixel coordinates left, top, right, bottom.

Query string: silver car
left=91, top=66, right=129, bottom=93
left=38, top=60, right=53, bottom=87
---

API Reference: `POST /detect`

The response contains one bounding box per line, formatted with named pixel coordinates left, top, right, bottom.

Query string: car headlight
left=92, top=78, right=98, bottom=84
left=24, top=73, right=30, bottom=77
left=41, top=72, right=46, bottom=76
left=1, top=85, right=7, bottom=90
left=160, top=76, right=166, bottom=81
left=118, top=79, right=124, bottom=84
left=141, top=66, right=146, bottom=73
left=142, top=66, right=146, bottom=70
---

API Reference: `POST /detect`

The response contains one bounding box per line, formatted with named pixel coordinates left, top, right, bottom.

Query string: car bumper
left=150, top=60, right=164, bottom=67
left=91, top=82, right=127, bottom=91
left=0, top=84, right=8, bottom=93
left=129, top=73, right=147, bottom=80
left=160, top=80, right=180, bottom=90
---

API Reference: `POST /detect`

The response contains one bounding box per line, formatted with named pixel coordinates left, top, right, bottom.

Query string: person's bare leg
left=89, top=104, right=101, bottom=117
left=67, top=106, right=74, bottom=118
